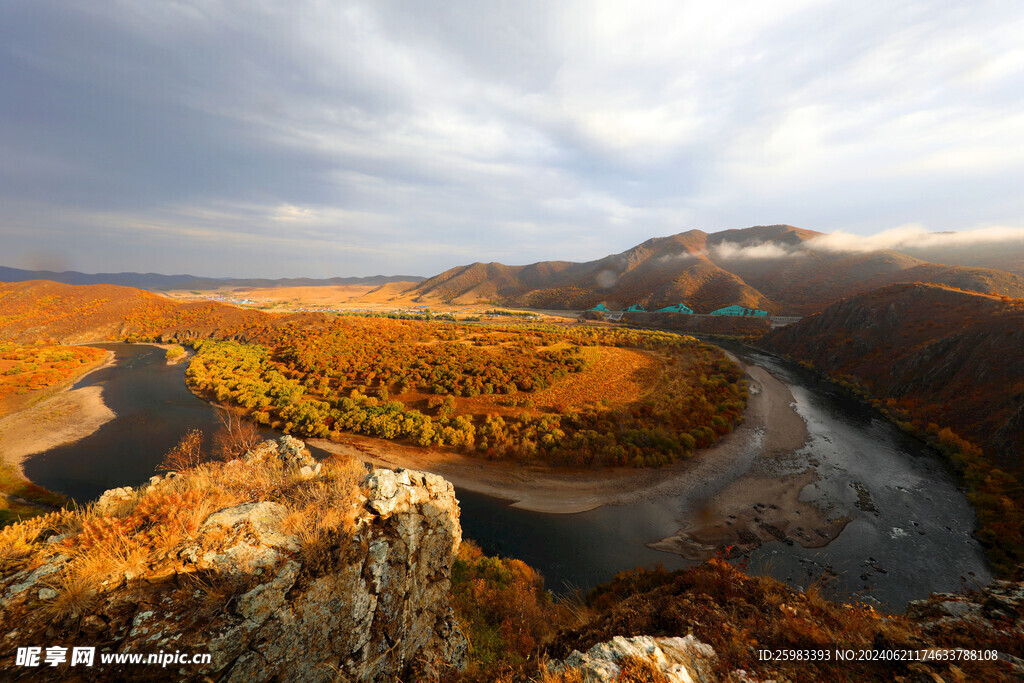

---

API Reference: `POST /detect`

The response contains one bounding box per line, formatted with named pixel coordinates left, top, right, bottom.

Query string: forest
left=184, top=318, right=748, bottom=467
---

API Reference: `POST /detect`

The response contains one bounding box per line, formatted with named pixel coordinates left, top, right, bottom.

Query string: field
left=184, top=319, right=748, bottom=468
left=0, top=281, right=750, bottom=471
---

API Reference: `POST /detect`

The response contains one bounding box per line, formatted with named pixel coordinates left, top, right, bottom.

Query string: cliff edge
left=0, top=437, right=466, bottom=681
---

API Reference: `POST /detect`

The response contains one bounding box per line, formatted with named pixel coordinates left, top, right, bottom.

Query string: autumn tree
left=157, top=429, right=205, bottom=472
left=212, top=409, right=263, bottom=461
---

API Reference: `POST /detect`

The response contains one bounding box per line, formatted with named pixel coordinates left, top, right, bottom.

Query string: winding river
left=23, top=342, right=992, bottom=609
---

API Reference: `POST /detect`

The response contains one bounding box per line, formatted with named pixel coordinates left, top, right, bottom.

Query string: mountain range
left=3, top=225, right=1024, bottom=315
left=409, top=225, right=1024, bottom=314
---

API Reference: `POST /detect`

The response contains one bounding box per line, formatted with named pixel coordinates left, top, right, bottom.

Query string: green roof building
left=588, top=303, right=611, bottom=311
left=710, top=305, right=768, bottom=317
left=625, top=304, right=648, bottom=313
left=653, top=304, right=694, bottom=314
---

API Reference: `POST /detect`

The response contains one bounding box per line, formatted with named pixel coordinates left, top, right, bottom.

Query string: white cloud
left=711, top=241, right=801, bottom=260
left=808, top=225, right=1024, bottom=253
left=2, top=0, right=1024, bottom=276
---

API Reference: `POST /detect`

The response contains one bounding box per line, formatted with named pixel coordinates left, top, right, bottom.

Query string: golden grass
left=3, top=439, right=369, bottom=624
left=43, top=570, right=99, bottom=621
left=529, top=346, right=660, bottom=411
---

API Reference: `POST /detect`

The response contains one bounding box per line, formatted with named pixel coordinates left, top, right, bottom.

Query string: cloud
left=710, top=242, right=800, bottom=260
left=1, top=1, right=1023, bottom=277
left=655, top=251, right=701, bottom=264
left=808, top=225, right=1024, bottom=253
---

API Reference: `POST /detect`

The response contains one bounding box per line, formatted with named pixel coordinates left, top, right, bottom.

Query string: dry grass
left=280, top=456, right=367, bottom=571
left=535, top=659, right=585, bottom=683
left=43, top=570, right=99, bottom=621
left=3, top=437, right=369, bottom=627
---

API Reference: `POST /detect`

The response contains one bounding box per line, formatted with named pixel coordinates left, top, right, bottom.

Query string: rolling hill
left=0, top=280, right=270, bottom=344
left=408, top=225, right=1024, bottom=314
left=5, top=226, right=1023, bottom=314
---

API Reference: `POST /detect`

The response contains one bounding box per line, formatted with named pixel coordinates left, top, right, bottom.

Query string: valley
left=1, top=224, right=1023, bottom=680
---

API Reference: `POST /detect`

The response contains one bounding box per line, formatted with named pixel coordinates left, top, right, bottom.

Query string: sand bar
left=313, top=355, right=846, bottom=558
left=0, top=351, right=116, bottom=476
left=312, top=359, right=807, bottom=513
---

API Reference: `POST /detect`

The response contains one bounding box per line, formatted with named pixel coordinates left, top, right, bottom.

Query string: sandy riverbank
left=0, top=352, right=117, bottom=477
left=312, top=361, right=806, bottom=512
left=647, top=363, right=850, bottom=561
left=144, top=342, right=191, bottom=365
left=312, top=357, right=845, bottom=559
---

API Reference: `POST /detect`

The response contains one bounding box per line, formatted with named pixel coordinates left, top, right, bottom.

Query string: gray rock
left=552, top=635, right=718, bottom=683
left=93, top=486, right=136, bottom=515
left=6, top=554, right=70, bottom=597
left=0, top=438, right=466, bottom=683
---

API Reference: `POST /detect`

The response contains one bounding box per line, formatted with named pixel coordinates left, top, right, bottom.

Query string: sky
left=1, top=1, right=1023, bottom=279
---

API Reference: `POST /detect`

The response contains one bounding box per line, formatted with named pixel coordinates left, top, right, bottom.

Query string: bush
left=165, top=345, right=187, bottom=363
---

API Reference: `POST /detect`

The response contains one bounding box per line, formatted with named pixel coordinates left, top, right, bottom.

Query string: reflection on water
left=24, top=344, right=328, bottom=502
left=25, top=342, right=992, bottom=608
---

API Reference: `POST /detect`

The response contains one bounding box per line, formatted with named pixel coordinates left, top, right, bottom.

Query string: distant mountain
left=765, top=282, right=1024, bottom=462
left=0, top=266, right=424, bottom=292
left=411, top=225, right=1024, bottom=314
left=897, top=241, right=1024, bottom=277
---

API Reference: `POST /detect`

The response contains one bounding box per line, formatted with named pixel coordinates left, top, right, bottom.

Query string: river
left=23, top=342, right=992, bottom=609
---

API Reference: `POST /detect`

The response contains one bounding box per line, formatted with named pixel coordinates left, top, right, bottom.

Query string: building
left=710, top=304, right=768, bottom=317
left=625, top=304, right=647, bottom=313
left=588, top=303, right=611, bottom=312
left=653, top=304, right=694, bottom=314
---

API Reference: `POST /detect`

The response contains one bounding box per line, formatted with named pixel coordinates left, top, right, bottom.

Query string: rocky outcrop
left=906, top=580, right=1024, bottom=675
left=549, top=635, right=718, bottom=683
left=0, top=439, right=466, bottom=681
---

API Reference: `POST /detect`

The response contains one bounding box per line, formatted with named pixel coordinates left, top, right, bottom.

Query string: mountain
left=0, top=266, right=423, bottom=292
left=409, top=225, right=1024, bottom=314
left=765, top=282, right=1024, bottom=460
left=898, top=240, right=1024, bottom=277
left=763, top=283, right=1024, bottom=575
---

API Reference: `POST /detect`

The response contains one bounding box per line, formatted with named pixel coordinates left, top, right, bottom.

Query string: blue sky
left=1, top=1, right=1023, bottom=278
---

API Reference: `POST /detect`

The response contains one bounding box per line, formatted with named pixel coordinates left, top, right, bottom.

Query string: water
left=456, top=344, right=992, bottom=607
left=23, top=342, right=992, bottom=609
left=718, top=344, right=992, bottom=606
left=23, top=344, right=328, bottom=502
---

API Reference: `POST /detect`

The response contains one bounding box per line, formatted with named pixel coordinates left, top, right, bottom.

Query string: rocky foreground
left=0, top=437, right=465, bottom=681
left=0, top=436, right=1021, bottom=682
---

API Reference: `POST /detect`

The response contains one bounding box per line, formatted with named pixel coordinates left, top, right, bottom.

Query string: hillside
left=0, top=437, right=468, bottom=681
left=899, top=241, right=1024, bottom=277
left=408, top=225, right=1024, bottom=314
left=765, top=283, right=1024, bottom=460
left=0, top=266, right=423, bottom=292
left=764, top=283, right=1024, bottom=575
left=0, top=280, right=269, bottom=344
left=3, top=435, right=1020, bottom=681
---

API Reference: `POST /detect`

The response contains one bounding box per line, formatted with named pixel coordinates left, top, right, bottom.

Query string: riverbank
left=316, top=358, right=810, bottom=505
left=146, top=342, right=191, bottom=365
left=311, top=358, right=848, bottom=560
left=311, top=362, right=800, bottom=514
left=0, top=351, right=117, bottom=478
